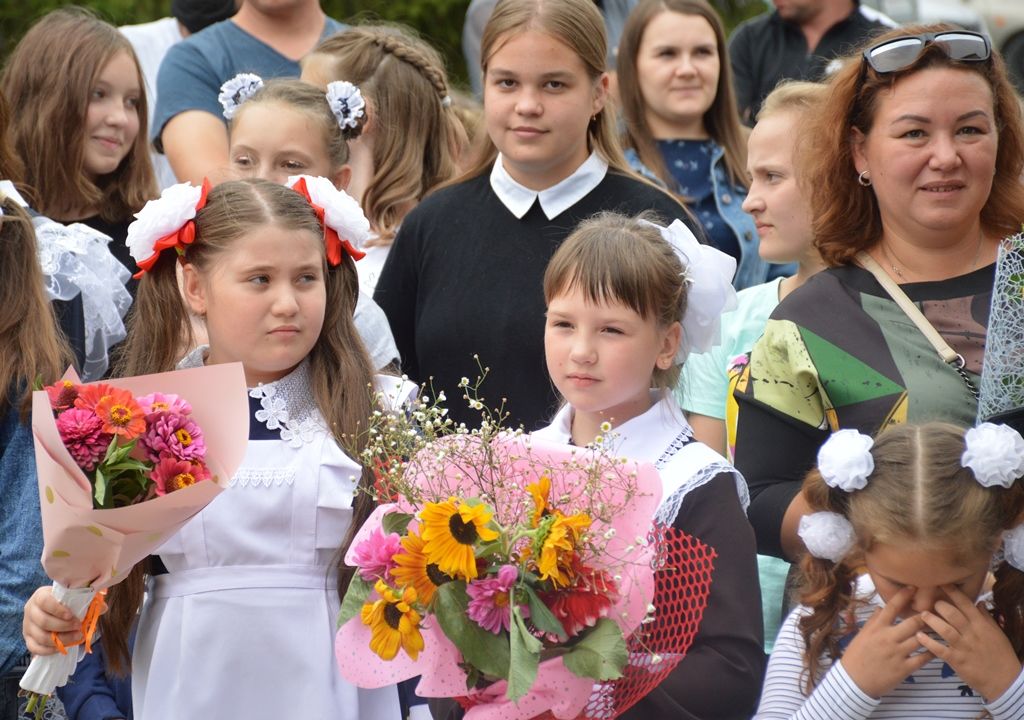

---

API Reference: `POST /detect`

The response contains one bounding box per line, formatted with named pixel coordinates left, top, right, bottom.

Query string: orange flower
left=94, top=388, right=146, bottom=440
left=535, top=512, right=591, bottom=588
left=526, top=475, right=552, bottom=528
left=74, top=383, right=116, bottom=412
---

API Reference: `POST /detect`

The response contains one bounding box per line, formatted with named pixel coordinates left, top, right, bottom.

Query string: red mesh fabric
left=457, top=525, right=717, bottom=718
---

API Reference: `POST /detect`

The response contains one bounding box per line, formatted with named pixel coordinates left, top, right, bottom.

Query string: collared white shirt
left=489, top=152, right=609, bottom=220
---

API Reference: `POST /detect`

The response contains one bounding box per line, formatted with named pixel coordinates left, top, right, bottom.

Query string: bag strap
left=857, top=251, right=979, bottom=399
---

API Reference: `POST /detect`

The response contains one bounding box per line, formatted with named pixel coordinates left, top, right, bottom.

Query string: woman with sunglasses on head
left=731, top=25, right=1024, bottom=564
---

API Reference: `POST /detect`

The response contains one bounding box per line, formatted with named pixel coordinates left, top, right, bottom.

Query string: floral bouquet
left=334, top=380, right=718, bottom=720
left=20, top=363, right=249, bottom=714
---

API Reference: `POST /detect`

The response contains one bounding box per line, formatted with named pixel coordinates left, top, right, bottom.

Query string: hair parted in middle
left=0, top=6, right=156, bottom=222
left=797, top=422, right=1024, bottom=693
left=804, top=23, right=1024, bottom=267
left=616, top=0, right=750, bottom=191
left=306, top=25, right=465, bottom=244
left=229, top=78, right=366, bottom=168
left=104, top=178, right=378, bottom=673
left=543, top=212, right=687, bottom=390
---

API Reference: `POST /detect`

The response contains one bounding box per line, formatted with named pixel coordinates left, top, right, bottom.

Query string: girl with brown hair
left=1, top=7, right=156, bottom=285
left=617, top=0, right=772, bottom=290
left=756, top=423, right=1024, bottom=717
left=22, top=178, right=411, bottom=719
left=374, top=0, right=692, bottom=432
left=301, top=25, right=466, bottom=293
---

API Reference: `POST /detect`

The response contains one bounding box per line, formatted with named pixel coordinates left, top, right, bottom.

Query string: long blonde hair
left=103, top=179, right=378, bottom=672
left=307, top=26, right=464, bottom=244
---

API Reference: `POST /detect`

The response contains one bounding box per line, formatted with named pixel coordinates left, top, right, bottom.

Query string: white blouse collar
left=489, top=152, right=608, bottom=220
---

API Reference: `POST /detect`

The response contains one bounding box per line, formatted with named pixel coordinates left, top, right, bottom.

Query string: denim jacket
left=1, top=401, right=48, bottom=676
left=626, top=144, right=792, bottom=290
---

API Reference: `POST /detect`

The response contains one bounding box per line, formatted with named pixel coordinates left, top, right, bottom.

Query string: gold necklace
left=882, top=229, right=985, bottom=282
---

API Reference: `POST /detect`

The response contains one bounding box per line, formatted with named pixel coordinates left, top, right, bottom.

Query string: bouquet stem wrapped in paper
left=20, top=363, right=249, bottom=708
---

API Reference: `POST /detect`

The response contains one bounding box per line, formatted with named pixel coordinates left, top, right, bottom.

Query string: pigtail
left=98, top=562, right=147, bottom=674
left=992, top=560, right=1024, bottom=662
left=115, top=250, right=194, bottom=377
left=796, top=469, right=858, bottom=694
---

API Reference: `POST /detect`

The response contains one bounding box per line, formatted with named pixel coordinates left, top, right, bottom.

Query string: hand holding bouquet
left=20, top=363, right=249, bottom=714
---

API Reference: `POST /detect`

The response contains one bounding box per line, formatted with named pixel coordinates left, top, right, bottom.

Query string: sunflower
left=391, top=530, right=453, bottom=605
left=535, top=512, right=591, bottom=588
left=420, top=497, right=499, bottom=580
left=525, top=475, right=552, bottom=528
left=361, top=580, right=424, bottom=661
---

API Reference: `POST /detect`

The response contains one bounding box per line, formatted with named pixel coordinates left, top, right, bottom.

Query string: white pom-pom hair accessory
left=962, top=422, right=1024, bottom=489
left=218, top=73, right=264, bottom=119
left=798, top=512, right=857, bottom=563
left=326, top=81, right=366, bottom=132
left=817, top=429, right=875, bottom=492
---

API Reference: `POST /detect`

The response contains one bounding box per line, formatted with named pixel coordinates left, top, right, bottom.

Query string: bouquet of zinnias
left=336, top=428, right=717, bottom=720
left=20, top=363, right=249, bottom=714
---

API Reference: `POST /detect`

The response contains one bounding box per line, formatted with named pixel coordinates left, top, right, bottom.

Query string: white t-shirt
left=119, top=17, right=183, bottom=190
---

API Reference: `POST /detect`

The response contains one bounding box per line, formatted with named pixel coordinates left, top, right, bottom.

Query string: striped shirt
left=756, top=576, right=1024, bottom=719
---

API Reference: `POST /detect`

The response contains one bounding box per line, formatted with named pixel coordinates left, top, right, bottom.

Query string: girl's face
left=484, top=30, right=608, bottom=190
left=635, top=12, right=720, bottom=138
left=229, top=102, right=350, bottom=188
left=545, top=285, right=680, bottom=427
left=865, top=541, right=991, bottom=618
left=83, top=50, right=141, bottom=180
left=742, top=110, right=815, bottom=264
left=182, top=224, right=327, bottom=386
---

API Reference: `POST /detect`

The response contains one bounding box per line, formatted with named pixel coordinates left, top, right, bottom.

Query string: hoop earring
left=857, top=171, right=872, bottom=187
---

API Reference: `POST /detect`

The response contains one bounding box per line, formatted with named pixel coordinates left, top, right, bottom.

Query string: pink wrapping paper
left=336, top=434, right=662, bottom=720
left=32, top=362, right=249, bottom=590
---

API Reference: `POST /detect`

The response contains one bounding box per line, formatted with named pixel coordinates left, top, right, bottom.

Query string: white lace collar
left=534, top=391, right=747, bottom=525
left=177, top=347, right=324, bottom=448
left=489, top=152, right=608, bottom=220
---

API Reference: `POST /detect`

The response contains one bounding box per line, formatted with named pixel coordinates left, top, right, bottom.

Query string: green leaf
left=520, top=583, right=567, bottom=641
left=434, top=582, right=510, bottom=679
left=381, top=511, right=414, bottom=536
left=32, top=375, right=44, bottom=392
left=561, top=618, right=627, bottom=681
left=507, top=606, right=541, bottom=702
left=93, top=466, right=109, bottom=508
left=337, top=575, right=374, bottom=627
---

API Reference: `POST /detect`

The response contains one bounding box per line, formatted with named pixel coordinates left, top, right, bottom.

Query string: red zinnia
left=94, top=388, right=146, bottom=440
left=542, top=563, right=620, bottom=638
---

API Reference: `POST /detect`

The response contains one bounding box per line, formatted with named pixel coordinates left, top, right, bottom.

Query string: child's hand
left=918, top=585, right=1023, bottom=701
left=841, top=586, right=934, bottom=698
left=22, top=586, right=84, bottom=656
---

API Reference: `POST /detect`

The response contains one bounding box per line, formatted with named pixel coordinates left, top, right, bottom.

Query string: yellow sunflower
left=536, top=512, right=591, bottom=588
left=420, top=497, right=499, bottom=580
left=391, top=530, right=454, bottom=605
left=361, top=580, right=424, bottom=661
left=525, top=475, right=552, bottom=528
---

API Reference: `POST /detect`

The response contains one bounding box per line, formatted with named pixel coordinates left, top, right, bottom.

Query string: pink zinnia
left=56, top=408, right=110, bottom=471
left=137, top=392, right=192, bottom=417
left=466, top=564, right=519, bottom=634
left=351, top=527, right=403, bottom=582
left=149, top=456, right=210, bottom=496
left=140, top=411, right=206, bottom=462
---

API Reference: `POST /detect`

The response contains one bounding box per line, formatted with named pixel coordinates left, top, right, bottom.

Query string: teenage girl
left=301, top=25, right=465, bottom=293
left=374, top=0, right=693, bottom=432
left=22, top=178, right=410, bottom=719
left=616, top=0, right=775, bottom=290
left=534, top=212, right=765, bottom=719
left=1, top=7, right=156, bottom=286
left=756, top=423, right=1024, bottom=718
left=222, top=75, right=399, bottom=369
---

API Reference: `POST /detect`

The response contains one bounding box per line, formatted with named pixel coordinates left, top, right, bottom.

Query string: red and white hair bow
left=126, top=179, right=211, bottom=278
left=287, top=175, right=369, bottom=266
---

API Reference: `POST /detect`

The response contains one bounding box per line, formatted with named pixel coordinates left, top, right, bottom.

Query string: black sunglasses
left=862, top=30, right=991, bottom=75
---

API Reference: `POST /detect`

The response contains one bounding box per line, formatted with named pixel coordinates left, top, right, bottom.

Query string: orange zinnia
left=94, top=388, right=146, bottom=440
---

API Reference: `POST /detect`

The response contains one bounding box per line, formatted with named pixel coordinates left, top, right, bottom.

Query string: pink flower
left=56, top=408, right=110, bottom=471
left=351, top=527, right=403, bottom=582
left=150, top=456, right=211, bottom=496
left=137, top=392, right=192, bottom=416
left=466, top=564, right=519, bottom=634
left=140, top=412, right=206, bottom=462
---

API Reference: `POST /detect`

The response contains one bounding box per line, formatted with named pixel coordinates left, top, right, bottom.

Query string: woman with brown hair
left=732, top=25, right=1024, bottom=562
left=1, top=7, right=156, bottom=289
left=374, top=0, right=692, bottom=432
left=617, top=0, right=774, bottom=290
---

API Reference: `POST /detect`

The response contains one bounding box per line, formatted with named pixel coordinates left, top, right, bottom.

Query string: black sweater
left=374, top=170, right=690, bottom=431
